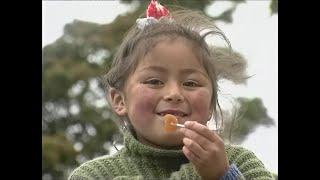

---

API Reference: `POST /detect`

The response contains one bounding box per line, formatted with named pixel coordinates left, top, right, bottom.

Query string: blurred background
left=42, top=0, right=278, bottom=179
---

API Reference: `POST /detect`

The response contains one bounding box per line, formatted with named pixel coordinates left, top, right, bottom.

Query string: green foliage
left=270, top=0, right=278, bottom=15
left=42, top=1, right=275, bottom=179
left=43, top=133, right=78, bottom=178
left=222, top=97, right=274, bottom=144
left=272, top=172, right=278, bottom=179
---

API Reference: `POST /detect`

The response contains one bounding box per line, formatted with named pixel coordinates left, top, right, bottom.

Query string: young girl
left=69, top=1, right=274, bottom=179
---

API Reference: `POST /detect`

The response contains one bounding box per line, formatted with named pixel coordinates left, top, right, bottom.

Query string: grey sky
left=42, top=0, right=278, bottom=173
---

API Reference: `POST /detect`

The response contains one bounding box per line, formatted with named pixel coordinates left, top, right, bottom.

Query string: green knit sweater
left=69, top=130, right=274, bottom=179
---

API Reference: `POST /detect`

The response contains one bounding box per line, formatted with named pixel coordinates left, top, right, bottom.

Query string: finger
left=182, top=145, right=202, bottom=167
left=181, top=128, right=212, bottom=150
left=183, top=137, right=207, bottom=157
left=184, top=121, right=219, bottom=142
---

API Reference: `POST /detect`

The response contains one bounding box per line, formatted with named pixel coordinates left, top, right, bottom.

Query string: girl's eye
left=183, top=80, right=199, bottom=87
left=144, top=79, right=163, bottom=85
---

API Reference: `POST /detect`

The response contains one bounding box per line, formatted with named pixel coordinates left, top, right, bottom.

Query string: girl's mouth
left=156, top=110, right=188, bottom=117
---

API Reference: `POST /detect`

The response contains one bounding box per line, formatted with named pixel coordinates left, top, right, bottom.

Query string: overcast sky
left=43, top=0, right=278, bottom=173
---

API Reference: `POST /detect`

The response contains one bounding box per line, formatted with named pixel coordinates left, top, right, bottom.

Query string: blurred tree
left=43, top=133, right=78, bottom=178
left=221, top=97, right=275, bottom=144
left=42, top=0, right=276, bottom=179
left=270, top=0, right=278, bottom=15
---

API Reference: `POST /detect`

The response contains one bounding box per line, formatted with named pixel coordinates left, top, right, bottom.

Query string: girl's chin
left=160, top=144, right=184, bottom=150
left=148, top=136, right=184, bottom=150
left=153, top=139, right=184, bottom=150
left=157, top=134, right=184, bottom=149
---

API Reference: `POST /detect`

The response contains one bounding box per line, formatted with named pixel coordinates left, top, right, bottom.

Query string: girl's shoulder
left=225, top=144, right=260, bottom=163
left=225, top=144, right=251, bottom=154
left=68, top=149, right=125, bottom=180
left=224, top=144, right=275, bottom=179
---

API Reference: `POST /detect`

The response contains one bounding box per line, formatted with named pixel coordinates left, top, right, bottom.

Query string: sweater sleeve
left=169, top=161, right=246, bottom=180
left=169, top=145, right=276, bottom=180
left=226, top=145, right=275, bottom=180
left=220, top=163, right=245, bottom=180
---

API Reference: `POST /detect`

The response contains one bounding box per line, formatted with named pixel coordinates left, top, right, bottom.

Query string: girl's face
left=112, top=38, right=213, bottom=149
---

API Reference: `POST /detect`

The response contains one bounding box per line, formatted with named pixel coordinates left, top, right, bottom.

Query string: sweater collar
left=123, top=130, right=186, bottom=158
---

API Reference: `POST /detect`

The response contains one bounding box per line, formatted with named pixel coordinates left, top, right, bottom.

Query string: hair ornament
left=136, top=0, right=171, bottom=29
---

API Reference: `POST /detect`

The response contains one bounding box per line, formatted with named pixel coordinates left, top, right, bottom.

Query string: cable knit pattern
left=69, top=130, right=274, bottom=180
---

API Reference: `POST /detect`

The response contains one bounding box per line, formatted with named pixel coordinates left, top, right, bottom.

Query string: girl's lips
left=157, top=110, right=188, bottom=117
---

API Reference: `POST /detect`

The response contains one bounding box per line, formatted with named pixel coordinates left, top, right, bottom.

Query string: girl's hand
left=180, top=121, right=230, bottom=180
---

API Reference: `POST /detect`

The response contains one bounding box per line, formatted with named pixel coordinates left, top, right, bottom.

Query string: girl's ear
left=109, top=88, right=127, bottom=116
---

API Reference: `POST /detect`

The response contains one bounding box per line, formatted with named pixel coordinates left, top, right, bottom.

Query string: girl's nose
left=164, top=84, right=184, bottom=103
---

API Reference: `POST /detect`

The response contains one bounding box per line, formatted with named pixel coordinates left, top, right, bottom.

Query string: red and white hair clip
left=136, top=0, right=171, bottom=29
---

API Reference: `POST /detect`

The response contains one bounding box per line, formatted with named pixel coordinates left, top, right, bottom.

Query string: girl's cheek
left=190, top=90, right=212, bottom=122
left=130, top=86, right=157, bottom=125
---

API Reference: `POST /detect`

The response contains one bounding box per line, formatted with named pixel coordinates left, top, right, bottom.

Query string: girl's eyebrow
left=180, top=68, right=209, bottom=78
left=137, top=66, right=167, bottom=73
left=138, top=66, right=209, bottom=78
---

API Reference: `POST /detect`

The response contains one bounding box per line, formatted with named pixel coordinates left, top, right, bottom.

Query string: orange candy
left=163, top=114, right=178, bottom=132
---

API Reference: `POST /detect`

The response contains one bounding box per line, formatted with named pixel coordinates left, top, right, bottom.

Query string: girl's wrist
left=220, top=163, right=242, bottom=180
left=201, top=164, right=231, bottom=180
